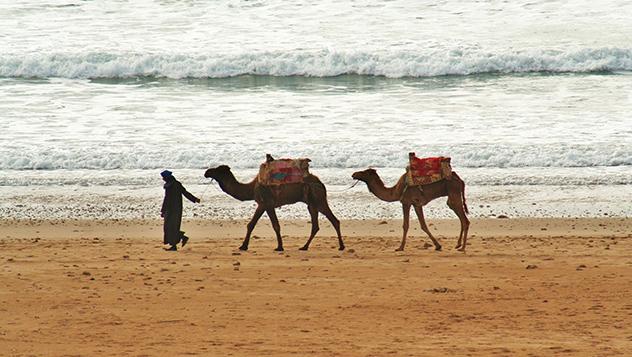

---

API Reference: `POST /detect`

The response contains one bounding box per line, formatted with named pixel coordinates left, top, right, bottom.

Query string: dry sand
left=1, top=217, right=632, bottom=356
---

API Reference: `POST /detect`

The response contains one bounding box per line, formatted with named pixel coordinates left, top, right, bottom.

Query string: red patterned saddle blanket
left=406, top=153, right=452, bottom=186
left=258, top=158, right=311, bottom=186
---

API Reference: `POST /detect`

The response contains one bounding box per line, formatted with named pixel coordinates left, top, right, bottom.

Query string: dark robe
left=161, top=177, right=199, bottom=246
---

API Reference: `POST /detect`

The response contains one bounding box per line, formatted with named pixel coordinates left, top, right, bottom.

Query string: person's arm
left=181, top=183, right=200, bottom=203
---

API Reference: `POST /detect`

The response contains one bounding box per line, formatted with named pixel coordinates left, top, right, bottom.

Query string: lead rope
left=196, top=177, right=223, bottom=202
left=325, top=179, right=361, bottom=193
left=199, top=176, right=360, bottom=199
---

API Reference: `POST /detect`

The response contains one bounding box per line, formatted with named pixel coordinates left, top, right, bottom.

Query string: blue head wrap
left=160, top=170, right=173, bottom=179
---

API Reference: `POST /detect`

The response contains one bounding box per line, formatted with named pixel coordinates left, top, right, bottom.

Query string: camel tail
left=451, top=172, right=469, bottom=214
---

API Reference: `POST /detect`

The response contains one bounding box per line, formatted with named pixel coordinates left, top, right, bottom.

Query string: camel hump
left=406, top=154, right=452, bottom=186
left=258, top=157, right=311, bottom=186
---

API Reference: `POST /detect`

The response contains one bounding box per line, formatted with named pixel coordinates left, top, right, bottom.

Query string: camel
left=351, top=168, right=470, bottom=251
left=203, top=159, right=344, bottom=252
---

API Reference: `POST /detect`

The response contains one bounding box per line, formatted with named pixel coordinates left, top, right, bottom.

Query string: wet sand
left=1, top=218, right=632, bottom=356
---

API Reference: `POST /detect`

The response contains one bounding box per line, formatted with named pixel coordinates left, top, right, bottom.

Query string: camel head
left=351, top=168, right=378, bottom=183
left=204, top=165, right=232, bottom=180
left=298, top=158, right=311, bottom=171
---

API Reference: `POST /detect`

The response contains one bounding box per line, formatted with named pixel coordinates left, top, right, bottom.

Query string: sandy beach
left=2, top=217, right=631, bottom=356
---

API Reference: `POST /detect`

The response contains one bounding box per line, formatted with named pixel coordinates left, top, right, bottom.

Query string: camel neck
left=365, top=174, right=406, bottom=202
left=217, top=173, right=256, bottom=201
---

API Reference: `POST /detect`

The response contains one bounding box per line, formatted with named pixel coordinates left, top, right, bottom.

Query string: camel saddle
left=406, top=152, right=452, bottom=186
left=258, top=157, right=311, bottom=186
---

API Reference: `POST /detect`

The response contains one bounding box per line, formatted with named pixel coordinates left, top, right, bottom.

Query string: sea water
left=1, top=0, right=631, bottom=220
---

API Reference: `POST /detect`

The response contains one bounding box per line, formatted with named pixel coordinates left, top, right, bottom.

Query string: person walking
left=160, top=170, right=200, bottom=251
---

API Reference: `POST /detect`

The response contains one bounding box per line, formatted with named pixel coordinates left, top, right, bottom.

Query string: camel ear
left=266, top=154, right=274, bottom=162
left=219, top=165, right=230, bottom=171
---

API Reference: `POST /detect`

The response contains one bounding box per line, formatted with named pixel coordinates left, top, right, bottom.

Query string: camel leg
left=413, top=205, right=442, bottom=251
left=266, top=208, right=284, bottom=252
left=318, top=203, right=344, bottom=251
left=396, top=203, right=411, bottom=251
left=457, top=209, right=470, bottom=251
left=447, top=196, right=470, bottom=251
left=241, top=205, right=265, bottom=251
left=455, top=219, right=463, bottom=249
left=300, top=205, right=320, bottom=251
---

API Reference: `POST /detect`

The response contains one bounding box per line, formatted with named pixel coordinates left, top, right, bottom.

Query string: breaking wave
left=2, top=47, right=632, bottom=79
left=2, top=143, right=630, bottom=171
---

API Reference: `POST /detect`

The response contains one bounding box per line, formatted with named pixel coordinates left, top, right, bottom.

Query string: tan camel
left=204, top=161, right=344, bottom=252
left=351, top=168, right=470, bottom=251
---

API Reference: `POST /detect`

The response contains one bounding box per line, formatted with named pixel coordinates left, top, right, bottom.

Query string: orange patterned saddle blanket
left=258, top=158, right=311, bottom=186
left=406, top=153, right=452, bottom=186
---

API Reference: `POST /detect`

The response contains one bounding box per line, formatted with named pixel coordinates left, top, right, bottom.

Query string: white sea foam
left=1, top=143, right=630, bottom=171
left=2, top=48, right=632, bottom=79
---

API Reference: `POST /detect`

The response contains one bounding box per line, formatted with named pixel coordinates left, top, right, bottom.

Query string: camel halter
left=206, top=178, right=225, bottom=194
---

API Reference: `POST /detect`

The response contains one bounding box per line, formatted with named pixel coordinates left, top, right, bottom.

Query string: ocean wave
left=2, top=47, right=632, bottom=79
left=2, top=143, right=630, bottom=170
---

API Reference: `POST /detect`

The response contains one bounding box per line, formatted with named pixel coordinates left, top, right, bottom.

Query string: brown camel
left=351, top=168, right=470, bottom=251
left=203, top=164, right=344, bottom=252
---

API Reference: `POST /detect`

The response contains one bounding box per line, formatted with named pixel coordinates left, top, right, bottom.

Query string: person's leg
left=164, top=213, right=181, bottom=251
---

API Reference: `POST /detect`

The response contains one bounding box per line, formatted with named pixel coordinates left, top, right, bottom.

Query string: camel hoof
left=239, top=245, right=248, bottom=251
left=455, top=244, right=462, bottom=250
left=457, top=247, right=466, bottom=252
left=299, top=246, right=308, bottom=251
left=274, top=247, right=284, bottom=252
left=395, top=248, right=404, bottom=252
left=338, top=245, right=345, bottom=251
left=435, top=245, right=442, bottom=251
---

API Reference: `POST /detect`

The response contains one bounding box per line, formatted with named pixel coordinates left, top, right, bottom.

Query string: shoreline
left=3, top=185, right=632, bottom=221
